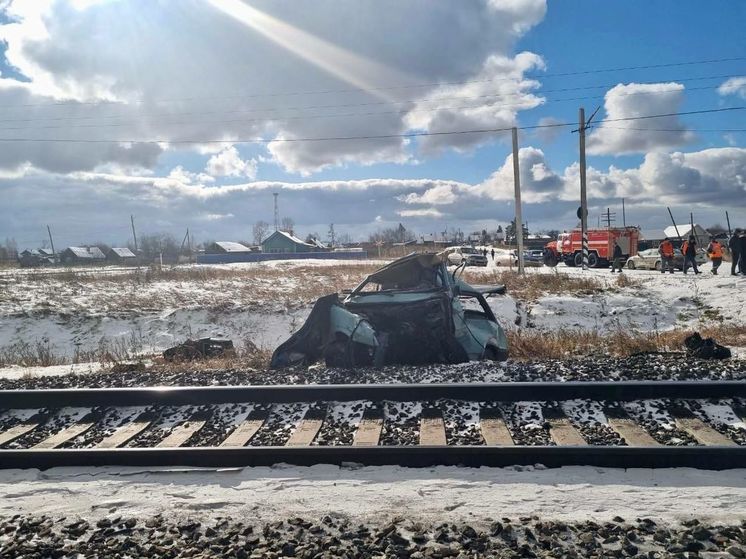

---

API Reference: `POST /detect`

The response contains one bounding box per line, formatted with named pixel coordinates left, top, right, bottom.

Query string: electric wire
left=0, top=106, right=740, bottom=144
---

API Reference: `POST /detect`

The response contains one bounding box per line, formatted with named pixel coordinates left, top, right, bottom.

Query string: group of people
left=656, top=230, right=746, bottom=275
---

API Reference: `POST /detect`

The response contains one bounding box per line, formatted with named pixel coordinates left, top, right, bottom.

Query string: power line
left=0, top=106, right=740, bottom=144
left=0, top=82, right=736, bottom=132
left=0, top=56, right=743, bottom=111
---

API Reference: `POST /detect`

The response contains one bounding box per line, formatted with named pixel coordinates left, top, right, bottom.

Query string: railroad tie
left=286, top=408, right=325, bottom=447
left=0, top=416, right=44, bottom=447
left=33, top=416, right=97, bottom=450
left=220, top=410, right=268, bottom=447
left=672, top=413, right=737, bottom=447
left=479, top=408, right=514, bottom=446
left=546, top=417, right=587, bottom=446
left=96, top=416, right=153, bottom=449
left=607, top=418, right=660, bottom=447
left=353, top=406, right=384, bottom=447
left=419, top=408, right=447, bottom=446
left=156, top=416, right=208, bottom=448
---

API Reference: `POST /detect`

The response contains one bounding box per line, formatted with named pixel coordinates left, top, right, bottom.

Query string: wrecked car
left=270, top=252, right=508, bottom=369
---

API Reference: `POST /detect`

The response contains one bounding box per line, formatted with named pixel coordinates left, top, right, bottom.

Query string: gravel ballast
left=2, top=354, right=746, bottom=391
left=1, top=514, right=745, bottom=558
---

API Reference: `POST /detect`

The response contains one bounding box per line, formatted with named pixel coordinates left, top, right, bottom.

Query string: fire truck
left=543, top=227, right=640, bottom=268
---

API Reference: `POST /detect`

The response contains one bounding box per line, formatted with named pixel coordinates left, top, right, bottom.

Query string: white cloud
left=718, top=77, right=746, bottom=99
left=405, top=52, right=545, bottom=155
left=205, top=146, right=258, bottom=179
left=0, top=0, right=548, bottom=174
left=397, top=208, right=444, bottom=218
left=398, top=183, right=457, bottom=205
left=2, top=146, right=745, bottom=248
left=588, top=82, right=694, bottom=155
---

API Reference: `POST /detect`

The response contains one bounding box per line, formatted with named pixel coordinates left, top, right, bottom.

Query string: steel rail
left=1, top=445, right=746, bottom=470
left=2, top=380, right=746, bottom=409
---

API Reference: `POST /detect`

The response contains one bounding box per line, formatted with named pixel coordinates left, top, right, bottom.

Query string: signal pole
left=511, top=127, right=525, bottom=274
left=573, top=106, right=600, bottom=270
left=578, top=108, right=589, bottom=269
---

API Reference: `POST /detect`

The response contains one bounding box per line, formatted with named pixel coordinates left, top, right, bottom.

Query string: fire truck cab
left=543, top=227, right=640, bottom=268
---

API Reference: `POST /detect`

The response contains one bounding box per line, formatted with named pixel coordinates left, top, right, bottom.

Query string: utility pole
left=46, top=225, right=56, bottom=261
left=726, top=211, right=732, bottom=237
left=511, top=127, right=524, bottom=274
left=273, top=192, right=279, bottom=232
left=622, top=198, right=626, bottom=227
left=667, top=207, right=683, bottom=241
left=573, top=106, right=599, bottom=270
left=130, top=215, right=138, bottom=254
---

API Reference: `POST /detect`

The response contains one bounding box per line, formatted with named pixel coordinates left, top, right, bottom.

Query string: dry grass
left=507, top=324, right=746, bottom=360
left=0, top=331, right=147, bottom=368
left=463, top=269, right=604, bottom=302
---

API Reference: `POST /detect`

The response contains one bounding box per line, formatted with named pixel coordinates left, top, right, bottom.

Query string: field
left=1, top=256, right=744, bottom=372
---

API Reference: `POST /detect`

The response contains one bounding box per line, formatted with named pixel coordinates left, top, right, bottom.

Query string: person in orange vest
left=706, top=237, right=724, bottom=275
left=681, top=236, right=701, bottom=275
left=658, top=237, right=675, bottom=274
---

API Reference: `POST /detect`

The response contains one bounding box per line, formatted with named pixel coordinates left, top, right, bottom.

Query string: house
left=60, top=246, right=106, bottom=265
left=663, top=224, right=711, bottom=245
left=261, top=230, right=318, bottom=253
left=205, top=241, right=252, bottom=254
left=107, top=247, right=137, bottom=265
left=18, top=248, right=55, bottom=268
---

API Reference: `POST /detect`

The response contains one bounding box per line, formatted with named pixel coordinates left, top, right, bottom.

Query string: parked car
left=270, top=252, right=508, bottom=368
left=510, top=250, right=543, bottom=267
left=442, top=246, right=488, bottom=267
left=625, top=248, right=707, bottom=271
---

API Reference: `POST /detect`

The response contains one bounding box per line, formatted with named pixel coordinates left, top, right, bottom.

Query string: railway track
left=2, top=381, right=746, bottom=470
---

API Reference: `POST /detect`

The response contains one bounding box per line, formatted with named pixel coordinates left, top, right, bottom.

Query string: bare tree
left=280, top=217, right=295, bottom=233
left=252, top=221, right=270, bottom=245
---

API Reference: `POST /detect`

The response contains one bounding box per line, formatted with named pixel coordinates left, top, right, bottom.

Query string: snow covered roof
left=109, top=247, right=136, bottom=258
left=272, top=230, right=316, bottom=248
left=663, top=224, right=710, bottom=240
left=307, top=238, right=328, bottom=249
left=640, top=229, right=665, bottom=241
left=213, top=241, right=251, bottom=253
left=65, top=246, right=105, bottom=259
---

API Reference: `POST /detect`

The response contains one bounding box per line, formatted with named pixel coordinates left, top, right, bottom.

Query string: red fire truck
left=543, top=227, right=640, bottom=268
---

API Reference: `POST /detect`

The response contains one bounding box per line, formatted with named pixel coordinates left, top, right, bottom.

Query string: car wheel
left=626, top=260, right=635, bottom=270
left=654, top=261, right=661, bottom=271
left=587, top=252, right=599, bottom=268
left=573, top=252, right=584, bottom=267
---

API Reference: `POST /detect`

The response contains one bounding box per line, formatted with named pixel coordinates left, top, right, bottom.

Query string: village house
left=59, top=246, right=106, bottom=265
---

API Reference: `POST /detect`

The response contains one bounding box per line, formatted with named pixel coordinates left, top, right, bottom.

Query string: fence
left=196, top=251, right=369, bottom=265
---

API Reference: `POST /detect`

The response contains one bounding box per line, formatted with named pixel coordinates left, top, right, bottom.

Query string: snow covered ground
left=1, top=257, right=744, bottom=369
left=1, top=464, right=745, bottom=524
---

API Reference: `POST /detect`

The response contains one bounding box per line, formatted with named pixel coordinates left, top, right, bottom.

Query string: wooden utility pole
left=726, top=211, right=732, bottom=237
left=46, top=225, right=56, bottom=259
left=511, top=127, right=524, bottom=274
left=667, top=207, right=683, bottom=241
left=130, top=215, right=138, bottom=254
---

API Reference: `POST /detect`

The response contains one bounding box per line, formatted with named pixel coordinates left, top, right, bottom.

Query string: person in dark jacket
left=740, top=230, right=746, bottom=274
left=610, top=240, right=624, bottom=273
left=490, top=248, right=495, bottom=260
left=730, top=229, right=741, bottom=276
left=682, top=236, right=700, bottom=275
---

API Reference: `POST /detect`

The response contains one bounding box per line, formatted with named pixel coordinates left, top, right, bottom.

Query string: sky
left=0, top=0, right=745, bottom=249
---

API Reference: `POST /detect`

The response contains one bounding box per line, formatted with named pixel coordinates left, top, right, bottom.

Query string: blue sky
left=0, top=0, right=745, bottom=247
